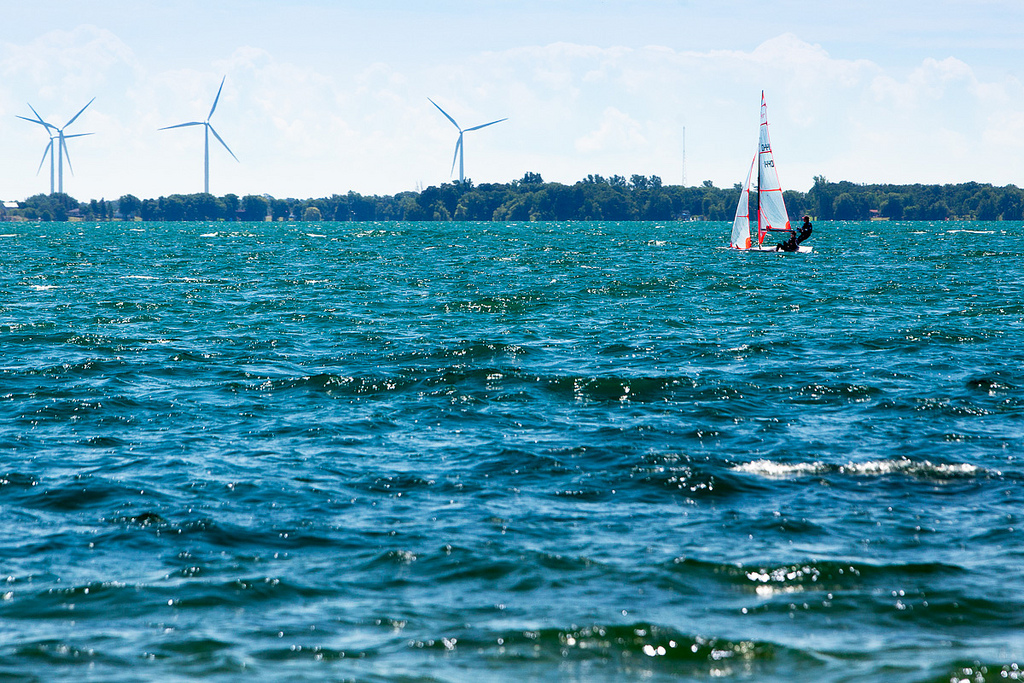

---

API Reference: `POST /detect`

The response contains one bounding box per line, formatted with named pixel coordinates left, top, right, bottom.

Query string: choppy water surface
left=1, top=220, right=1022, bottom=682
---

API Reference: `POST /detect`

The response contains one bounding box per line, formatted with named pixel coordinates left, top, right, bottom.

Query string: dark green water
left=1, top=220, right=1022, bottom=682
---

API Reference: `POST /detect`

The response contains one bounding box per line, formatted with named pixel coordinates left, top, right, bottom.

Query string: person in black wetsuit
left=776, top=230, right=798, bottom=251
left=796, top=215, right=812, bottom=246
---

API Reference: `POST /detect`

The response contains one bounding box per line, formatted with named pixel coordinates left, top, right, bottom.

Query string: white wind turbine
left=160, top=76, right=238, bottom=194
left=18, top=99, right=95, bottom=195
left=428, top=98, right=507, bottom=183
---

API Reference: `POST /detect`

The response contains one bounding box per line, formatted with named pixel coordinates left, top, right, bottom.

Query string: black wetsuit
left=776, top=231, right=799, bottom=252
left=796, top=220, right=813, bottom=245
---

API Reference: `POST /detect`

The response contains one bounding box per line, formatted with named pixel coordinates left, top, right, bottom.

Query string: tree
left=31, top=175, right=1024, bottom=224
left=643, top=193, right=673, bottom=220
left=188, top=193, right=224, bottom=220
left=880, top=194, right=904, bottom=220
left=20, top=194, right=66, bottom=221
left=431, top=201, right=452, bottom=221
left=998, top=187, right=1023, bottom=220
left=348, top=191, right=377, bottom=220
left=808, top=175, right=835, bottom=220
left=270, top=198, right=290, bottom=221
left=302, top=206, right=322, bottom=221
left=161, top=195, right=186, bottom=221
left=976, top=198, right=998, bottom=221
left=140, top=199, right=160, bottom=221
left=222, top=193, right=240, bottom=219
left=783, top=190, right=806, bottom=219
left=118, top=194, right=142, bottom=219
left=926, top=201, right=950, bottom=221
left=832, top=192, right=859, bottom=220
left=241, top=194, right=269, bottom=221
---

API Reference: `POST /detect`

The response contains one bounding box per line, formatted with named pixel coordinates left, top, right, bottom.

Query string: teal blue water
left=1, top=220, right=1022, bottom=682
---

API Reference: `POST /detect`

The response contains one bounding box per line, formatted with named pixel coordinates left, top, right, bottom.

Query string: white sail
left=755, top=90, right=790, bottom=245
left=730, top=154, right=755, bottom=249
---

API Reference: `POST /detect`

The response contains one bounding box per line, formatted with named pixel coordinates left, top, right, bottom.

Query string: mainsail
left=730, top=91, right=792, bottom=249
left=756, top=91, right=790, bottom=243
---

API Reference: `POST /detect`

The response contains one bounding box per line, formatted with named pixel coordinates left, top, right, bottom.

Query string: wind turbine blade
left=37, top=140, right=53, bottom=175
left=63, top=132, right=94, bottom=140
left=27, top=103, right=46, bottom=122
left=17, top=115, right=54, bottom=130
left=428, top=98, right=461, bottom=131
left=209, top=76, right=226, bottom=119
left=450, top=135, right=462, bottom=177
left=464, top=117, right=508, bottom=132
left=26, top=103, right=56, bottom=129
left=64, top=97, right=95, bottom=128
left=159, top=121, right=204, bottom=130
left=208, top=124, right=239, bottom=162
left=61, top=136, right=74, bottom=176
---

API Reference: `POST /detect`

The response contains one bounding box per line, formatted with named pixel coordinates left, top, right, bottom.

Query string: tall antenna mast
left=681, top=125, right=686, bottom=187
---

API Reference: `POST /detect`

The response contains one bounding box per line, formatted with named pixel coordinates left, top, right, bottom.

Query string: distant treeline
left=7, top=173, right=1024, bottom=222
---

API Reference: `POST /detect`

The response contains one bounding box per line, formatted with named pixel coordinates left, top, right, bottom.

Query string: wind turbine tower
left=18, top=99, right=95, bottom=195
left=428, top=98, right=507, bottom=183
left=160, top=76, right=238, bottom=194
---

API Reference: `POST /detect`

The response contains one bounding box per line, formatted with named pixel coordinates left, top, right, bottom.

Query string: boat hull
left=748, top=245, right=812, bottom=253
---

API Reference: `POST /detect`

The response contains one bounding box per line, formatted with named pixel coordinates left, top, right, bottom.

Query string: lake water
left=1, top=220, right=1022, bottom=681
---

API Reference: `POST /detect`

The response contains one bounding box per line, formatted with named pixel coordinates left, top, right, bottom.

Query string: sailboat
left=729, top=92, right=810, bottom=252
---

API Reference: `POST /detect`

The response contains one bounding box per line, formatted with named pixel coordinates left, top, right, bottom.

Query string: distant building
left=1, top=201, right=19, bottom=221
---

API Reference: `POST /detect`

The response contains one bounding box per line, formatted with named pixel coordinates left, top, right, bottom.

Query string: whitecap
left=732, top=458, right=986, bottom=479
left=731, top=460, right=826, bottom=478
left=838, top=459, right=982, bottom=477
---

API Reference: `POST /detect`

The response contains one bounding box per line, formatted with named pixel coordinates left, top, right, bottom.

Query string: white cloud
left=3, top=6, right=1024, bottom=201
left=575, top=107, right=647, bottom=154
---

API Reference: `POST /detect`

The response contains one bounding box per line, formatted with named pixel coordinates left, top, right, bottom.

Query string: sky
left=2, top=0, right=1024, bottom=201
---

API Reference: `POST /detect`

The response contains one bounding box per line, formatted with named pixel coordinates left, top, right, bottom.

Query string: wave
left=669, top=556, right=965, bottom=590
left=399, top=621, right=822, bottom=678
left=928, top=662, right=1024, bottom=683
left=731, top=457, right=988, bottom=480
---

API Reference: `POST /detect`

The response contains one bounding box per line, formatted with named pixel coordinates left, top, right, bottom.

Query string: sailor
left=796, top=215, right=813, bottom=245
left=775, top=230, right=799, bottom=252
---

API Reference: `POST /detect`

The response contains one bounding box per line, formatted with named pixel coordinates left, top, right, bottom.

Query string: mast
left=757, top=117, right=763, bottom=244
